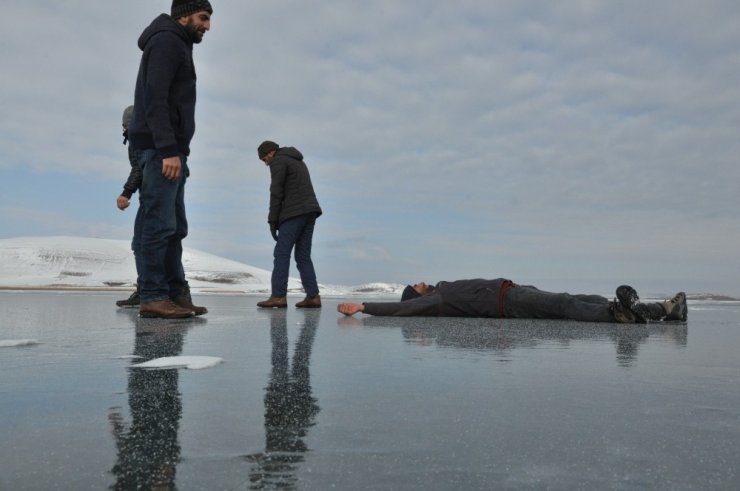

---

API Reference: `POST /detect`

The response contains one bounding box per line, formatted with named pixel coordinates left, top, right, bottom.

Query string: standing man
left=115, top=105, right=143, bottom=308
left=256, top=141, right=323, bottom=309
left=127, top=1, right=212, bottom=318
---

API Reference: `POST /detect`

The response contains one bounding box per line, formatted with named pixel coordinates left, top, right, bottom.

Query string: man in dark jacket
left=127, top=1, right=212, bottom=318
left=256, top=141, right=323, bottom=309
left=338, top=280, right=688, bottom=323
left=115, top=105, right=143, bottom=308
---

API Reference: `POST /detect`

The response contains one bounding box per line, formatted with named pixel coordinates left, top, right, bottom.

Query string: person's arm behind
left=117, top=147, right=143, bottom=210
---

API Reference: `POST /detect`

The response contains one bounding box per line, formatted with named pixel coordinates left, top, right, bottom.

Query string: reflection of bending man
left=247, top=310, right=321, bottom=489
left=338, top=279, right=687, bottom=323
left=109, top=320, right=187, bottom=490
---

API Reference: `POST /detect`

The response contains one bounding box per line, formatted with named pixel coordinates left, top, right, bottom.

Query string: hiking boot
left=661, top=292, right=687, bottom=321
left=172, top=286, right=208, bottom=316
left=257, top=296, right=287, bottom=308
left=116, top=288, right=140, bottom=308
left=296, top=295, right=321, bottom=308
left=616, top=285, right=648, bottom=323
left=609, top=300, right=636, bottom=324
left=140, top=299, right=194, bottom=319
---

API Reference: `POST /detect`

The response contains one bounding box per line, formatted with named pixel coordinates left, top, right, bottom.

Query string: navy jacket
left=268, top=147, right=322, bottom=225
left=129, top=14, right=197, bottom=158
left=362, top=279, right=512, bottom=317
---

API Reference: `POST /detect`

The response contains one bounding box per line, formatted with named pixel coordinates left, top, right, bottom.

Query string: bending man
left=337, top=279, right=687, bottom=323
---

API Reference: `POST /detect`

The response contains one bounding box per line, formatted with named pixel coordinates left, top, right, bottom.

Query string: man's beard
left=185, top=20, right=204, bottom=44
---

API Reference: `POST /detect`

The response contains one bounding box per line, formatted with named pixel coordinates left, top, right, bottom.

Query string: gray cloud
left=1, top=0, right=739, bottom=294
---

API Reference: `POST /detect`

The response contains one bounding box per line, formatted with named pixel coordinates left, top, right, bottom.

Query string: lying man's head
left=401, top=282, right=435, bottom=301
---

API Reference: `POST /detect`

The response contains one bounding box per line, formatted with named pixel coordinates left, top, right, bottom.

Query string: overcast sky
left=1, top=1, right=739, bottom=296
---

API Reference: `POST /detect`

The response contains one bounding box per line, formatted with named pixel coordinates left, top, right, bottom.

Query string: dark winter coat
left=268, top=147, right=322, bottom=225
left=128, top=14, right=197, bottom=158
left=362, top=278, right=512, bottom=317
left=121, top=146, right=143, bottom=199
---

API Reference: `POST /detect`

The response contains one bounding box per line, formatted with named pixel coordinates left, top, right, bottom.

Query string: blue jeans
left=272, top=213, right=319, bottom=297
left=136, top=149, right=188, bottom=303
left=132, top=204, right=143, bottom=287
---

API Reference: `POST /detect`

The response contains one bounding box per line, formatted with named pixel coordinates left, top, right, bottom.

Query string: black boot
left=616, top=285, right=667, bottom=322
left=116, top=286, right=140, bottom=308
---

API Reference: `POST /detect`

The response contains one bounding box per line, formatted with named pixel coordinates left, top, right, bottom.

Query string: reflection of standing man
left=128, top=1, right=213, bottom=318
left=256, top=141, right=323, bottom=310
left=109, top=318, right=187, bottom=489
left=246, top=310, right=321, bottom=488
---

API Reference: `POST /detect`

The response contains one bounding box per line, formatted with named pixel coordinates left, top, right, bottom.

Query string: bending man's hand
left=162, top=156, right=182, bottom=181
left=270, top=222, right=279, bottom=241
left=337, top=303, right=365, bottom=316
left=116, top=196, right=130, bottom=210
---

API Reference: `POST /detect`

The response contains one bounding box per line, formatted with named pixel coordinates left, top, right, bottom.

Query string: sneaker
left=257, top=296, right=287, bottom=308
left=140, top=299, right=194, bottom=319
left=296, top=295, right=321, bottom=308
left=609, top=300, right=636, bottom=323
left=172, top=286, right=208, bottom=316
left=616, top=285, right=648, bottom=323
left=661, top=292, right=687, bottom=321
left=116, top=289, right=140, bottom=308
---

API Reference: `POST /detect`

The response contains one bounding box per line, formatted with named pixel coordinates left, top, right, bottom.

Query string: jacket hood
left=138, top=14, right=191, bottom=50
left=278, top=147, right=304, bottom=161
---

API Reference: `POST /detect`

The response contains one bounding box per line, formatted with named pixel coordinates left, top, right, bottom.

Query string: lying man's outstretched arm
left=337, top=303, right=365, bottom=316
left=338, top=295, right=440, bottom=317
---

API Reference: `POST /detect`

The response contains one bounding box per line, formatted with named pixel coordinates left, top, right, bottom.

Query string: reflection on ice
left=0, top=339, right=40, bottom=347
left=245, top=309, right=321, bottom=490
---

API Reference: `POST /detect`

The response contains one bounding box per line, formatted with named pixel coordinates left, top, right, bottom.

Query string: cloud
left=1, top=0, right=739, bottom=294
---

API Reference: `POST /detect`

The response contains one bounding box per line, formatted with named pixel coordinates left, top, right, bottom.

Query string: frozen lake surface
left=1, top=291, right=739, bottom=490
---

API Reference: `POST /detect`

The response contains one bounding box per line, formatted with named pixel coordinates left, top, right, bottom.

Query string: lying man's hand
left=337, top=303, right=364, bottom=316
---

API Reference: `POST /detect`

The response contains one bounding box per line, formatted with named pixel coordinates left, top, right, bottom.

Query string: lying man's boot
left=609, top=300, right=636, bottom=323
left=257, top=296, right=287, bottom=308
left=616, top=285, right=648, bottom=323
left=116, top=287, right=140, bottom=308
left=172, top=285, right=208, bottom=316
left=617, top=285, right=680, bottom=322
left=296, top=295, right=321, bottom=308
left=140, top=299, right=194, bottom=319
left=661, top=292, right=687, bottom=321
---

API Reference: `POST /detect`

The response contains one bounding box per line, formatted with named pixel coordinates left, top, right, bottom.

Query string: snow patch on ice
left=130, top=356, right=224, bottom=370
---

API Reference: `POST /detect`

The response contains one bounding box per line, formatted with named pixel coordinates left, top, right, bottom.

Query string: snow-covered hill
left=0, top=236, right=403, bottom=296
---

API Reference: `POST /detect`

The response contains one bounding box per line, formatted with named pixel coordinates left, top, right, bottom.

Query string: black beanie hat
left=258, top=141, right=279, bottom=159
left=401, top=285, right=421, bottom=301
left=171, top=0, right=213, bottom=18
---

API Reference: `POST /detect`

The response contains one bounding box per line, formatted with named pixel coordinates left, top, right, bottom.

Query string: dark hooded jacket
left=268, top=147, right=322, bottom=225
left=128, top=14, right=197, bottom=158
left=362, top=278, right=512, bottom=317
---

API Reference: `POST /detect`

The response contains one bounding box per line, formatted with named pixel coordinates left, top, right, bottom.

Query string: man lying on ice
left=337, top=279, right=687, bottom=324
